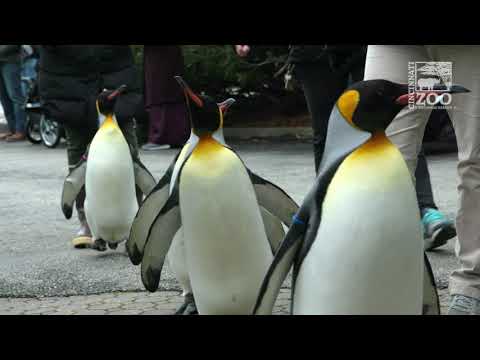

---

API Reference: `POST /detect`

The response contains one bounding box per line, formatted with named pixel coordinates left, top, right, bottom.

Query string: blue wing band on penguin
left=252, top=216, right=308, bottom=314
left=253, top=103, right=372, bottom=315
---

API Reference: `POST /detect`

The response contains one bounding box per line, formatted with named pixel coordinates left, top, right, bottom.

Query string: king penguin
left=126, top=77, right=299, bottom=315
left=252, top=79, right=469, bottom=315
left=61, top=85, right=156, bottom=251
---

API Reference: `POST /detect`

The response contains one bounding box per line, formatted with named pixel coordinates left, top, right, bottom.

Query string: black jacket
left=38, top=45, right=142, bottom=128
left=288, top=45, right=367, bottom=72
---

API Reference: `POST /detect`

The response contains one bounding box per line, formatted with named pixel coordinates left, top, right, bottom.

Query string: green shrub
left=131, top=45, right=307, bottom=122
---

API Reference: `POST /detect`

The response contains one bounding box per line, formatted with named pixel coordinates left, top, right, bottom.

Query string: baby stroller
left=24, top=75, right=65, bottom=148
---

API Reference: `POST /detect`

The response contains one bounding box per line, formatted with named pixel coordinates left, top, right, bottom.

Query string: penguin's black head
left=97, top=85, right=128, bottom=116
left=175, top=76, right=235, bottom=137
left=337, top=79, right=469, bottom=133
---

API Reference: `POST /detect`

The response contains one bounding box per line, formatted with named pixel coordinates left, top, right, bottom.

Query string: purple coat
left=143, top=46, right=190, bottom=146
left=144, top=45, right=185, bottom=106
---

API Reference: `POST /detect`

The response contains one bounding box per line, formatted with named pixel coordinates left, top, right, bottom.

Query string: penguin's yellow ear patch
left=337, top=90, right=360, bottom=127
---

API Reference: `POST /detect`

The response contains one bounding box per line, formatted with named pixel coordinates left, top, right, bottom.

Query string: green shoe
left=422, top=208, right=456, bottom=251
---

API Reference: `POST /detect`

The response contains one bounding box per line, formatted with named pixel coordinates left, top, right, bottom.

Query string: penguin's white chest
left=179, top=139, right=272, bottom=315
left=85, top=124, right=138, bottom=243
left=295, top=135, right=423, bottom=315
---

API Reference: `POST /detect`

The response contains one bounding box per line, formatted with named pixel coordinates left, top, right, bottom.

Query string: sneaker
left=448, top=295, right=480, bottom=315
left=72, top=210, right=93, bottom=249
left=0, top=132, right=13, bottom=140
left=422, top=208, right=456, bottom=251
left=141, top=143, right=171, bottom=151
left=5, top=133, right=26, bottom=142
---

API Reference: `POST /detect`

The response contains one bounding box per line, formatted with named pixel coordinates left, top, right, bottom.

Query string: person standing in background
left=142, top=46, right=190, bottom=151
left=0, top=45, right=26, bottom=142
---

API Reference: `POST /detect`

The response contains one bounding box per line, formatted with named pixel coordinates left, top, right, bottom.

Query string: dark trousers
left=294, top=60, right=365, bottom=173
left=415, top=147, right=437, bottom=214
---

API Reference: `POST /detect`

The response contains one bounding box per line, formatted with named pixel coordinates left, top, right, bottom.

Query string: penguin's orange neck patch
left=191, top=136, right=223, bottom=160
left=101, top=115, right=117, bottom=130
left=349, top=132, right=393, bottom=158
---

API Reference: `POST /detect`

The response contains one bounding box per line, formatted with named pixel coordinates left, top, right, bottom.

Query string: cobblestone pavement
left=0, top=288, right=293, bottom=315
left=0, top=287, right=449, bottom=315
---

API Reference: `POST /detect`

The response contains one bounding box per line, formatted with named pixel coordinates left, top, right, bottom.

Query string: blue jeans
left=21, top=57, right=38, bottom=98
left=0, top=62, right=26, bottom=133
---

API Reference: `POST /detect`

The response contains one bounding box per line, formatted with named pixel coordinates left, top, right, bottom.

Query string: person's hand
left=235, top=45, right=251, bottom=57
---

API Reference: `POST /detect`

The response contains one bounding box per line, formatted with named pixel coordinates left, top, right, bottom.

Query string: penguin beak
left=394, top=84, right=470, bottom=106
left=107, top=85, right=128, bottom=101
left=218, top=98, right=236, bottom=116
left=174, top=76, right=204, bottom=108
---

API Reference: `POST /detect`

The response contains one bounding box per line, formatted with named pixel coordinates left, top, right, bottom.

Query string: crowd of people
left=0, top=45, right=477, bottom=315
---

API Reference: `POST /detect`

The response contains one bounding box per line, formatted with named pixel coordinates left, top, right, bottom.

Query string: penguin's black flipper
left=141, top=191, right=181, bottom=292
left=253, top=218, right=308, bottom=315
left=260, top=207, right=286, bottom=254
left=422, top=252, right=441, bottom=315
left=127, top=153, right=180, bottom=265
left=248, top=171, right=299, bottom=227
left=133, top=159, right=156, bottom=197
left=61, top=158, right=87, bottom=219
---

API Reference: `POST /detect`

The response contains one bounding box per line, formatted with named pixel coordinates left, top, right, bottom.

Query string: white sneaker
left=141, top=143, right=171, bottom=151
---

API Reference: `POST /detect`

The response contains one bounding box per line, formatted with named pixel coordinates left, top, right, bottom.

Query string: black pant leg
left=294, top=62, right=350, bottom=173
left=415, top=146, right=438, bottom=213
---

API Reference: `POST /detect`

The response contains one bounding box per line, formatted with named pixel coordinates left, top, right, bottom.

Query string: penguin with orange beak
left=252, top=80, right=469, bottom=315
left=127, top=77, right=299, bottom=315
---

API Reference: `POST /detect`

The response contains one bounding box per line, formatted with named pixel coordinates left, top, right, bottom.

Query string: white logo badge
left=408, top=61, right=454, bottom=109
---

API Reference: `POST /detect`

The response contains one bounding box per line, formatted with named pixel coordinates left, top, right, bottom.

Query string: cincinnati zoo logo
left=408, top=62, right=453, bottom=109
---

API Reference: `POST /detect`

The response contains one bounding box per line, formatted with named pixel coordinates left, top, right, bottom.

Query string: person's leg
left=21, top=57, right=38, bottom=98
left=431, top=46, right=480, bottom=314
left=294, top=61, right=351, bottom=173
left=1, top=62, right=26, bottom=140
left=64, top=123, right=96, bottom=248
left=416, top=148, right=437, bottom=210
left=0, top=64, right=15, bottom=138
left=163, top=102, right=190, bottom=147
left=416, top=146, right=456, bottom=250
left=143, top=105, right=171, bottom=150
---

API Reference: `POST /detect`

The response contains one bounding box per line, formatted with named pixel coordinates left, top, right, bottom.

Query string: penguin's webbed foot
left=92, top=239, right=107, bottom=252
left=108, top=242, right=118, bottom=250
left=175, top=293, right=198, bottom=315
